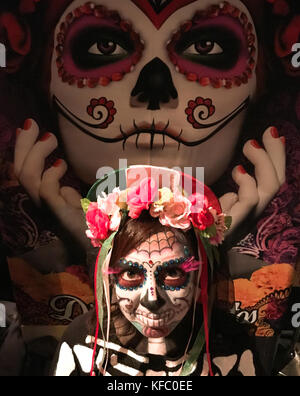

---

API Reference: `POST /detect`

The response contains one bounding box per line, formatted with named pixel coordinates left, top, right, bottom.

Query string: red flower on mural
left=0, top=1, right=40, bottom=74
left=0, top=13, right=31, bottom=73
left=185, top=97, right=215, bottom=129
left=19, top=0, right=40, bottom=14
left=266, top=0, right=290, bottom=16
left=275, top=15, right=300, bottom=58
left=87, top=97, right=117, bottom=129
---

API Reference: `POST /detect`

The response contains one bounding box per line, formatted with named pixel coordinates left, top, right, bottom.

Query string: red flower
left=190, top=209, right=215, bottom=231
left=86, top=202, right=110, bottom=243
left=189, top=193, right=215, bottom=231
left=0, top=12, right=31, bottom=73
left=185, top=97, right=215, bottom=129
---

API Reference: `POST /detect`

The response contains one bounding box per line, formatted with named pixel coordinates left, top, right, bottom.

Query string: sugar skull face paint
left=112, top=230, right=200, bottom=339
left=167, top=3, right=256, bottom=88
left=50, top=0, right=258, bottom=185
left=56, top=4, right=144, bottom=87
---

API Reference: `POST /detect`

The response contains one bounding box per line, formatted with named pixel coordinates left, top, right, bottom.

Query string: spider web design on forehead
left=134, top=230, right=177, bottom=258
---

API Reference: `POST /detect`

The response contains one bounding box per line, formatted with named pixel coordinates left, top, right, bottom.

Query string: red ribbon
left=198, top=236, right=214, bottom=377
left=90, top=249, right=101, bottom=377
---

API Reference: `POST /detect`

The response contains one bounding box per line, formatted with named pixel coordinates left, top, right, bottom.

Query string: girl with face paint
left=51, top=166, right=265, bottom=376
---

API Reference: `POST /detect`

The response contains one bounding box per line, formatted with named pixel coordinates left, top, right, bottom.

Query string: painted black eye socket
left=70, top=27, right=135, bottom=70
left=157, top=267, right=188, bottom=288
left=117, top=268, right=145, bottom=288
left=174, top=26, right=242, bottom=70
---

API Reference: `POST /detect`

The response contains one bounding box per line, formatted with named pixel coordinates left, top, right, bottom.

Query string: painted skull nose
left=140, top=290, right=166, bottom=312
left=131, top=57, right=178, bottom=110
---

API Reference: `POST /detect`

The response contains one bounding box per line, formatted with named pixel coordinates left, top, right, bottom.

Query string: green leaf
left=206, top=224, right=217, bottom=237
left=96, top=231, right=117, bottom=341
left=201, top=231, right=210, bottom=239
left=199, top=234, right=214, bottom=271
left=225, top=216, right=232, bottom=230
left=180, top=324, right=205, bottom=376
left=81, top=198, right=91, bottom=214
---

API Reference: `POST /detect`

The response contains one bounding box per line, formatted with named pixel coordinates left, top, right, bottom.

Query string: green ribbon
left=180, top=324, right=205, bottom=376
left=96, top=231, right=117, bottom=341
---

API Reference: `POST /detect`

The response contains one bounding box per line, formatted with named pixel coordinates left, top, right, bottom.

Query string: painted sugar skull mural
left=49, top=0, right=258, bottom=186
left=0, top=0, right=299, bottom=376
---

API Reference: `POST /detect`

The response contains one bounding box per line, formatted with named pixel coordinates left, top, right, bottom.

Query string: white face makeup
left=50, top=0, right=258, bottom=185
left=112, top=230, right=200, bottom=340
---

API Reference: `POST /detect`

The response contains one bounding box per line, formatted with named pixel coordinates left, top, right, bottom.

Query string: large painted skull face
left=50, top=0, right=258, bottom=185
left=112, top=230, right=199, bottom=339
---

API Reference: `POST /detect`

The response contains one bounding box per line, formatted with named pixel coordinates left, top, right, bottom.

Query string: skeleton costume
left=51, top=166, right=264, bottom=376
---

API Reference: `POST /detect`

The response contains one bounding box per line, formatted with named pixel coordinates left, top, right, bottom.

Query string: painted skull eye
left=159, top=268, right=187, bottom=288
left=184, top=41, right=223, bottom=56
left=174, top=25, right=242, bottom=70
left=117, top=269, right=145, bottom=288
left=70, top=27, right=135, bottom=70
left=88, top=40, right=126, bottom=56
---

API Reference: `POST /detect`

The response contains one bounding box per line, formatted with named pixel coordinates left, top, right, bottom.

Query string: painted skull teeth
left=167, top=1, right=256, bottom=89
left=55, top=2, right=144, bottom=88
left=134, top=308, right=175, bottom=323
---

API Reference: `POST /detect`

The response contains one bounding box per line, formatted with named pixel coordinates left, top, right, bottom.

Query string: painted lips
left=136, top=309, right=174, bottom=338
left=144, top=326, right=170, bottom=338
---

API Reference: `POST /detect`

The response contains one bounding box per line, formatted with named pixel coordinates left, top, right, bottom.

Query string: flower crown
left=81, top=176, right=231, bottom=251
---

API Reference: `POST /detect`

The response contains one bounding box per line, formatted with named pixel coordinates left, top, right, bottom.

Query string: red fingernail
left=53, top=159, right=62, bottom=167
left=251, top=140, right=261, bottom=149
left=23, top=119, right=32, bottom=131
left=39, top=132, right=52, bottom=142
left=238, top=165, right=247, bottom=174
left=281, top=136, right=286, bottom=146
left=270, top=127, right=279, bottom=138
left=16, top=128, right=22, bottom=137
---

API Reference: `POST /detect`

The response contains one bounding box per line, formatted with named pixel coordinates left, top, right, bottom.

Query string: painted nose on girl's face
left=140, top=290, right=166, bottom=312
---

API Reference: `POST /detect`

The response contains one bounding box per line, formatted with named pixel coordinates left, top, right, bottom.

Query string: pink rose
left=188, top=193, right=210, bottom=214
left=86, top=203, right=110, bottom=244
left=127, top=177, right=158, bottom=219
left=98, top=188, right=122, bottom=232
left=159, top=194, right=192, bottom=230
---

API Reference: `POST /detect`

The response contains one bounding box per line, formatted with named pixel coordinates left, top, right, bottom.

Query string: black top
left=51, top=308, right=265, bottom=377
